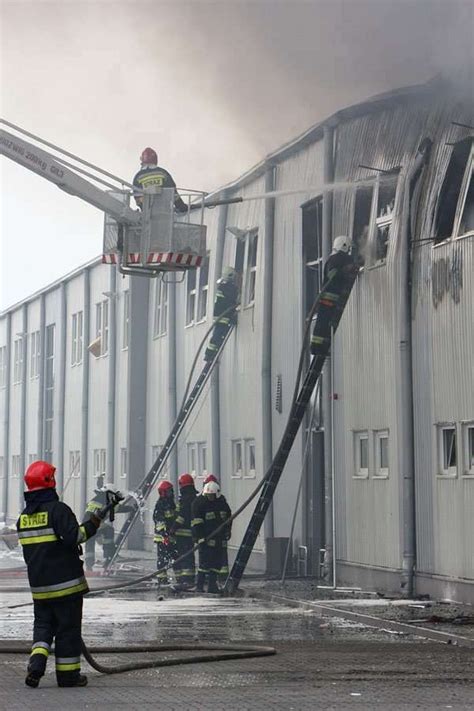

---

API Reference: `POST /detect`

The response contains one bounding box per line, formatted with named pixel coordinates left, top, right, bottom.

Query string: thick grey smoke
left=1, top=0, right=472, bottom=307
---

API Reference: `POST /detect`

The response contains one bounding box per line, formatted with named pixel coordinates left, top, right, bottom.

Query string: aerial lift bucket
left=102, top=187, right=206, bottom=276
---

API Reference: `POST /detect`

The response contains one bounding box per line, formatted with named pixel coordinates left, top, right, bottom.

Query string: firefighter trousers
left=28, top=596, right=83, bottom=684
left=156, top=542, right=175, bottom=583
left=84, top=523, right=115, bottom=570
left=173, top=535, right=195, bottom=586
left=204, top=322, right=232, bottom=362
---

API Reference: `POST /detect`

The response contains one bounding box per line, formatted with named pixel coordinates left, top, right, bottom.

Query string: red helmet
left=203, top=474, right=218, bottom=485
left=178, top=473, right=194, bottom=489
left=140, top=147, right=157, bottom=165
left=24, top=460, right=56, bottom=491
left=157, top=480, right=173, bottom=496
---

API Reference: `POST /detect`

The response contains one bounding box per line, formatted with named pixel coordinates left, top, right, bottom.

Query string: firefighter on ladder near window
left=17, top=460, right=122, bottom=688
left=310, top=235, right=358, bottom=357
left=153, top=480, right=177, bottom=586
left=204, top=267, right=241, bottom=362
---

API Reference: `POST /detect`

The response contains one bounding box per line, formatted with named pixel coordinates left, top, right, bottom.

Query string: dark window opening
left=235, top=239, right=245, bottom=276
left=442, top=428, right=457, bottom=470
left=375, top=173, right=399, bottom=261
left=352, top=185, right=374, bottom=266
left=302, top=197, right=323, bottom=315
left=459, top=171, right=474, bottom=235
left=434, top=138, right=473, bottom=242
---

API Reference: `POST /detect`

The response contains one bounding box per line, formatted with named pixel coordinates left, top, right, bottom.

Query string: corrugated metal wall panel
left=219, top=176, right=267, bottom=551
left=271, top=142, right=326, bottom=544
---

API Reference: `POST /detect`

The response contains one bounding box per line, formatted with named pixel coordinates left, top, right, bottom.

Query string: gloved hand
left=96, top=489, right=125, bottom=521
left=162, top=536, right=170, bottom=547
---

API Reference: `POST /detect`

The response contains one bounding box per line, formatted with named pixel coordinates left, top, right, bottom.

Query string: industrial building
left=1, top=77, right=473, bottom=603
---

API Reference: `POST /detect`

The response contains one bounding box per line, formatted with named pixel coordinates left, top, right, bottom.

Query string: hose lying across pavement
left=0, top=641, right=276, bottom=673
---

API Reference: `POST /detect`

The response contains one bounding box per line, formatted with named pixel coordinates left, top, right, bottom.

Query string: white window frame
left=197, top=442, right=207, bottom=480
left=13, top=337, right=24, bottom=384
left=462, top=422, right=474, bottom=477
left=0, top=345, right=7, bottom=388
left=453, top=145, right=473, bottom=240
left=122, top=291, right=130, bottom=350
left=187, top=442, right=198, bottom=478
left=71, top=311, right=83, bottom=366
left=93, top=448, right=107, bottom=478
left=374, top=430, right=389, bottom=479
left=153, top=280, right=168, bottom=338
left=231, top=440, right=243, bottom=478
left=185, top=269, right=197, bottom=326
left=69, top=450, right=81, bottom=479
left=120, top=447, right=128, bottom=479
left=11, top=454, right=21, bottom=479
left=151, top=445, right=168, bottom=478
left=354, top=431, right=369, bottom=478
left=95, top=301, right=109, bottom=356
left=185, top=259, right=209, bottom=327
left=243, top=230, right=258, bottom=307
left=196, top=256, right=210, bottom=323
left=437, top=424, right=458, bottom=478
left=244, top=439, right=256, bottom=479
left=30, top=331, right=41, bottom=379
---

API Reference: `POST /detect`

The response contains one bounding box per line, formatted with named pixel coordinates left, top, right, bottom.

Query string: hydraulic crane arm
left=0, top=128, right=140, bottom=226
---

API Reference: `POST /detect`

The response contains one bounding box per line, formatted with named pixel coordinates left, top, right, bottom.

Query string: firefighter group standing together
left=153, top=473, right=232, bottom=594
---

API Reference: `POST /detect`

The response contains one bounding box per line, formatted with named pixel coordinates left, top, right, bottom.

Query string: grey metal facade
left=0, top=78, right=472, bottom=602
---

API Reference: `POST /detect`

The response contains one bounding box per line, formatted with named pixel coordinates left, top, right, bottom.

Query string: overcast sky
left=1, top=0, right=473, bottom=309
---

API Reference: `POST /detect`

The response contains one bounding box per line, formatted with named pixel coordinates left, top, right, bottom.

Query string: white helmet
left=332, top=235, right=351, bottom=254
left=203, top=481, right=221, bottom=497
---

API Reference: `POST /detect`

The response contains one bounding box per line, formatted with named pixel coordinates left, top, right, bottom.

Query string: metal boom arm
left=0, top=128, right=139, bottom=226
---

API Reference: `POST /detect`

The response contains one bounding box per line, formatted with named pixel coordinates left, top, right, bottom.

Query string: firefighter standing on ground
left=202, top=474, right=230, bottom=585
left=153, top=480, right=176, bottom=585
left=170, top=473, right=198, bottom=589
left=83, top=476, right=116, bottom=570
left=132, top=147, right=188, bottom=213
left=310, top=235, right=358, bottom=356
left=16, top=460, right=121, bottom=688
left=204, top=267, right=241, bottom=362
left=192, top=481, right=232, bottom=594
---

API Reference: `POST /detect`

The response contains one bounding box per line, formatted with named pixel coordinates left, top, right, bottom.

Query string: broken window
left=434, top=138, right=473, bottom=242
left=457, top=161, right=474, bottom=236
left=302, top=197, right=323, bottom=313
left=374, top=173, right=399, bottom=262
left=352, top=185, right=374, bottom=267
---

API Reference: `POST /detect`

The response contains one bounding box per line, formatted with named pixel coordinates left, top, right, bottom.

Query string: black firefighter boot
left=195, top=571, right=205, bottom=593
left=207, top=571, right=220, bottom=594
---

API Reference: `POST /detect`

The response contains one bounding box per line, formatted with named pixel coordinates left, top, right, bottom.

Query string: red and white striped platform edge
left=102, top=252, right=202, bottom=267
left=147, top=252, right=202, bottom=267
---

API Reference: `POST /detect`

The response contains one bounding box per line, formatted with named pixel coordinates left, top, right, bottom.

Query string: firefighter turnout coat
left=17, top=488, right=99, bottom=601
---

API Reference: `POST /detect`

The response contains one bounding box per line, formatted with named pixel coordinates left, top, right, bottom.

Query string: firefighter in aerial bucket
left=17, top=460, right=122, bottom=688
left=204, top=266, right=241, bottom=362
left=310, top=235, right=358, bottom=357
left=133, top=146, right=188, bottom=213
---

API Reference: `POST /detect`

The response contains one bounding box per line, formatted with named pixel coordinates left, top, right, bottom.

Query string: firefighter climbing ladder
left=107, top=325, right=236, bottom=569
left=225, top=269, right=358, bottom=593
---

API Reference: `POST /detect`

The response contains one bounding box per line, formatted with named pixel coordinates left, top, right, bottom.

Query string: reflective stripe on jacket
left=17, top=488, right=99, bottom=602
